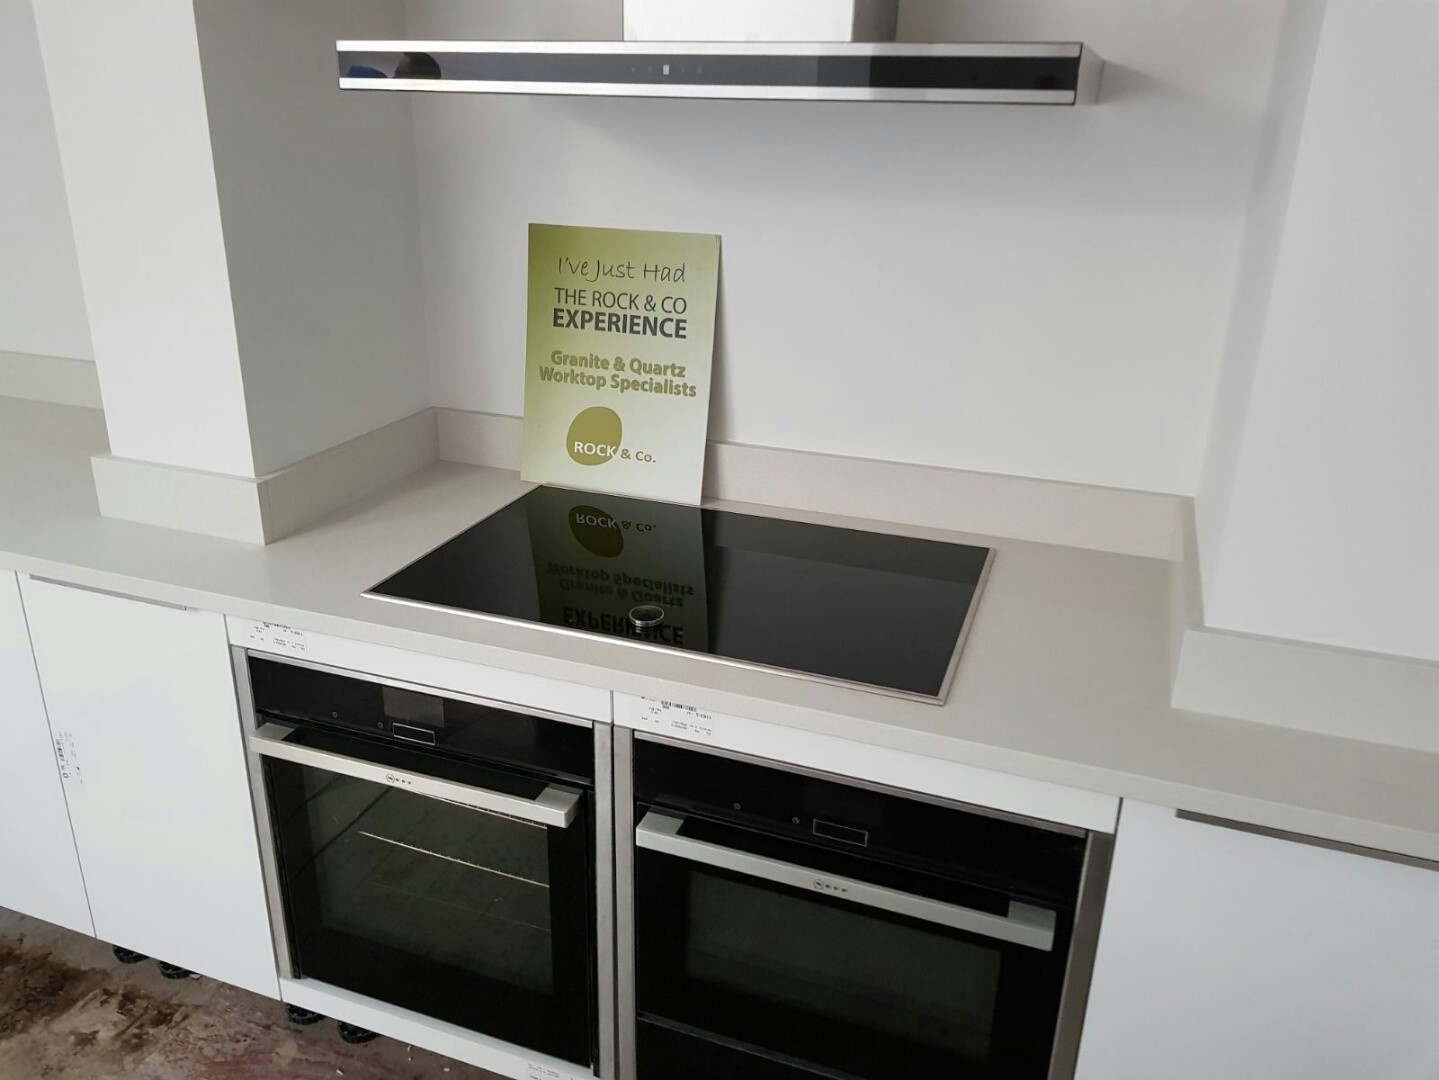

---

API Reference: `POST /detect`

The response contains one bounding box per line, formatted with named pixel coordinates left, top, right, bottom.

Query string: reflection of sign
left=569, top=505, right=625, bottom=557
left=521, top=224, right=720, bottom=504
left=524, top=487, right=708, bottom=651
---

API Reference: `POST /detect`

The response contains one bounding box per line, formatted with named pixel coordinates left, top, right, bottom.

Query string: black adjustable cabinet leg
left=337, top=1022, right=379, bottom=1044
left=285, top=1004, right=326, bottom=1026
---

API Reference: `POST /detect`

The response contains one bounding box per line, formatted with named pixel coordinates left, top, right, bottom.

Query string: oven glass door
left=265, top=749, right=593, bottom=1065
left=635, top=812, right=1069, bottom=1080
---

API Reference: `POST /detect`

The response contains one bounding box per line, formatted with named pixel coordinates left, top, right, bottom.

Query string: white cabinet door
left=20, top=576, right=278, bottom=998
left=0, top=571, right=93, bottom=935
left=1075, top=801, right=1439, bottom=1080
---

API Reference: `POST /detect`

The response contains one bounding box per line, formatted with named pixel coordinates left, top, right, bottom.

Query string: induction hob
left=366, top=486, right=993, bottom=703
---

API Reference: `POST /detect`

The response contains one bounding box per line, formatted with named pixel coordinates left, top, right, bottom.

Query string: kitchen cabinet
left=1074, top=801, right=1439, bottom=1080
left=19, top=576, right=278, bottom=998
left=0, top=570, right=93, bottom=935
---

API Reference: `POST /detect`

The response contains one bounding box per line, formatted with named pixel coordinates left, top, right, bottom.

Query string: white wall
left=33, top=0, right=257, bottom=477
left=1201, top=1, right=1439, bottom=663
left=1195, top=0, right=1326, bottom=604
left=192, top=0, right=430, bottom=476
left=409, top=0, right=1287, bottom=494
left=0, top=0, right=91, bottom=363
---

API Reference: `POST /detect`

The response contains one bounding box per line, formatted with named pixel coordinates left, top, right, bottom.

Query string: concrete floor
left=0, top=909, right=502, bottom=1080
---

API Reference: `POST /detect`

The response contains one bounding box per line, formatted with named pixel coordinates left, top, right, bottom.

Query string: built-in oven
left=618, top=735, right=1112, bottom=1080
left=233, top=650, right=607, bottom=1074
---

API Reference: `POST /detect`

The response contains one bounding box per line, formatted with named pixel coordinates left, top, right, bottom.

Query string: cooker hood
left=337, top=40, right=1103, bottom=106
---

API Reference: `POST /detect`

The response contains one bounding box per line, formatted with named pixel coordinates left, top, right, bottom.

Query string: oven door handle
left=636, top=810, right=1056, bottom=951
left=250, top=723, right=580, bottom=828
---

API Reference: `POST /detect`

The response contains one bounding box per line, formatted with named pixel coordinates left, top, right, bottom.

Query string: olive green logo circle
left=566, top=406, right=622, bottom=466
left=569, top=505, right=623, bottom=558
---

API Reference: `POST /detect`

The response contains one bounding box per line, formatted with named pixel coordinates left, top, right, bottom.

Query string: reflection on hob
left=366, top=486, right=991, bottom=701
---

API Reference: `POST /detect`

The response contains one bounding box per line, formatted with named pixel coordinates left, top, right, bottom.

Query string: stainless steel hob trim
left=363, top=542, right=994, bottom=706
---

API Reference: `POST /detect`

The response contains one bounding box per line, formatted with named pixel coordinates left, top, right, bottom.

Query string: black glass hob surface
left=366, top=487, right=992, bottom=702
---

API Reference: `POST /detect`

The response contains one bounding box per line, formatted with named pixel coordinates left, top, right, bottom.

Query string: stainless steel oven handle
left=636, top=810, right=1057, bottom=951
left=250, top=723, right=580, bottom=828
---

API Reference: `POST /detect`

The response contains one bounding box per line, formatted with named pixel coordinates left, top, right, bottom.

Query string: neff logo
left=566, top=406, right=622, bottom=466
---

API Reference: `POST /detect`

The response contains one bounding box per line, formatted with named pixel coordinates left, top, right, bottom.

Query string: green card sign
left=522, top=223, right=720, bottom=504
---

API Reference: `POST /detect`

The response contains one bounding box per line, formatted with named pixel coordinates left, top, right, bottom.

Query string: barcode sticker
left=53, top=731, right=83, bottom=787
left=633, top=697, right=720, bottom=742
left=242, top=621, right=310, bottom=657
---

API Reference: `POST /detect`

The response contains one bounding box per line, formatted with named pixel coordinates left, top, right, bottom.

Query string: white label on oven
left=52, top=730, right=83, bottom=788
left=630, top=697, right=721, bottom=743
left=525, top=1064, right=567, bottom=1080
left=241, top=620, right=310, bottom=657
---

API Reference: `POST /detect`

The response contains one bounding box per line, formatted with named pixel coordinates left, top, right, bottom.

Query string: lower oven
left=620, top=735, right=1112, bottom=1080
left=233, top=650, right=605, bottom=1074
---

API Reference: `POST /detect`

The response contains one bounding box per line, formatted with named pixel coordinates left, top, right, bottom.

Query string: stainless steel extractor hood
left=337, top=41, right=1104, bottom=106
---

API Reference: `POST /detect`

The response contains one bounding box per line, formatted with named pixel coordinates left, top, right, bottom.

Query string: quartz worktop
left=3, top=395, right=1437, bottom=861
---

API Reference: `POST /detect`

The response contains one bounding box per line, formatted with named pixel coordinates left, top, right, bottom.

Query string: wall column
left=33, top=0, right=433, bottom=543
left=1196, top=0, right=1439, bottom=664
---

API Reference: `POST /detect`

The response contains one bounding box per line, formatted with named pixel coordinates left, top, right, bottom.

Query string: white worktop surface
left=4, top=397, right=1437, bottom=860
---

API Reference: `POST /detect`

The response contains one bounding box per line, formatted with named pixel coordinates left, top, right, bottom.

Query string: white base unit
left=624, top=0, right=898, bottom=42
left=1075, top=801, right=1439, bottom=1080
left=281, top=978, right=596, bottom=1080
left=0, top=571, right=93, bottom=935
left=613, top=694, right=1118, bottom=833
left=21, top=577, right=278, bottom=998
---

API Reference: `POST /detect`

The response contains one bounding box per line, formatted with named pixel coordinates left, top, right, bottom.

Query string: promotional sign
left=521, top=223, right=720, bottom=504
